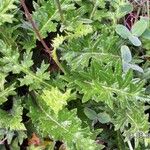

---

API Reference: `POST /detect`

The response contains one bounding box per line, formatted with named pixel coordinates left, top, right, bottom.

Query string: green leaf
left=32, top=1, right=57, bottom=38
left=19, top=61, right=51, bottom=90
left=0, top=39, right=21, bottom=74
left=0, top=0, right=18, bottom=25
left=61, top=33, right=119, bottom=70
left=0, top=1, right=149, bottom=148
left=52, top=35, right=65, bottom=50
left=121, top=45, right=132, bottom=63
left=0, top=98, right=26, bottom=131
left=145, top=85, right=150, bottom=94
left=115, top=24, right=131, bottom=39
left=97, top=112, right=111, bottom=124
left=113, top=106, right=149, bottom=140
left=117, top=3, right=133, bottom=18
left=0, top=73, right=6, bottom=91
left=122, top=61, right=130, bottom=73
left=122, top=70, right=133, bottom=88
left=27, top=96, right=99, bottom=149
left=69, top=61, right=148, bottom=110
left=128, top=64, right=144, bottom=73
left=131, top=19, right=148, bottom=37
left=21, top=52, right=34, bottom=69
left=142, top=29, right=150, bottom=40
left=19, top=74, right=34, bottom=87
left=72, top=23, right=93, bottom=37
left=41, top=87, right=71, bottom=115
left=0, top=84, right=16, bottom=105
left=84, top=108, right=97, bottom=120
left=0, top=73, right=16, bottom=105
left=35, top=61, right=50, bottom=81
left=128, top=35, right=141, bottom=46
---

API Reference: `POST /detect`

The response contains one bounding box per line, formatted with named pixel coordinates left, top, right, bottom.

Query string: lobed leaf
left=0, top=0, right=18, bottom=25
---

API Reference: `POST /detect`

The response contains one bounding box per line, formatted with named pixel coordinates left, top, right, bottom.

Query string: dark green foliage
left=0, top=0, right=150, bottom=149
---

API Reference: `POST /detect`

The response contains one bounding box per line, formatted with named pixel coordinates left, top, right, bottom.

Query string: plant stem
left=55, top=0, right=65, bottom=24
left=90, top=0, right=98, bottom=19
left=20, top=0, right=66, bottom=74
left=20, top=0, right=50, bottom=53
left=127, top=140, right=134, bottom=150
left=136, top=7, right=141, bottom=22
left=0, top=137, right=7, bottom=144
left=52, top=49, right=66, bottom=74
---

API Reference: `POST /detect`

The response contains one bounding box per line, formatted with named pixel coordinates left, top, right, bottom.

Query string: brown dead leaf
left=28, top=133, right=41, bottom=146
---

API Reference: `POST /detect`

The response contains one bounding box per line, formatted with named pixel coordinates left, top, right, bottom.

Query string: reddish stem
left=20, top=0, right=65, bottom=73
left=20, top=0, right=51, bottom=55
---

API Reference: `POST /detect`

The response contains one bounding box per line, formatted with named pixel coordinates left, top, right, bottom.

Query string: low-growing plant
left=0, top=0, right=150, bottom=149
